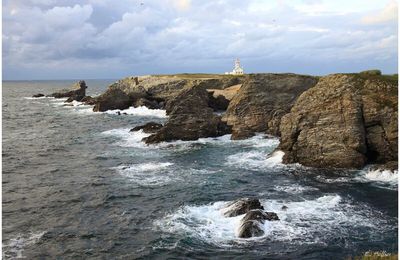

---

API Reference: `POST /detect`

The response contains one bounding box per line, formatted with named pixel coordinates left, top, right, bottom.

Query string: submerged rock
left=32, top=93, right=45, bottom=98
left=130, top=122, right=163, bottom=133
left=48, top=80, right=87, bottom=101
left=223, top=74, right=318, bottom=139
left=143, top=86, right=231, bottom=144
left=221, top=198, right=264, bottom=217
left=279, top=73, right=398, bottom=169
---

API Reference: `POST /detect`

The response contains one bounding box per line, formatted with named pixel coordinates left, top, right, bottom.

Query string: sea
left=2, top=80, right=398, bottom=259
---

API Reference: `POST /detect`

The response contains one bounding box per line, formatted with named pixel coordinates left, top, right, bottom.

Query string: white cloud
left=362, top=0, right=398, bottom=24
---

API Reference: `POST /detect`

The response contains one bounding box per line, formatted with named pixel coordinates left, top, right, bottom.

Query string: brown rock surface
left=279, top=73, right=398, bottom=169
left=223, top=74, right=318, bottom=139
left=143, top=85, right=230, bottom=144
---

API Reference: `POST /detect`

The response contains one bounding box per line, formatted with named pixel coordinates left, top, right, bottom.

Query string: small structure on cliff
left=225, top=58, right=244, bottom=75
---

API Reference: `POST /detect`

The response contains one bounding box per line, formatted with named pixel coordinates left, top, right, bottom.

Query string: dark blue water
left=2, top=80, right=398, bottom=259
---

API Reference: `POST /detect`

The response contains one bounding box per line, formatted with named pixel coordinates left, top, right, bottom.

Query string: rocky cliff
left=143, top=85, right=230, bottom=143
left=222, top=74, right=318, bottom=139
left=279, top=73, right=398, bottom=169
left=92, top=74, right=245, bottom=112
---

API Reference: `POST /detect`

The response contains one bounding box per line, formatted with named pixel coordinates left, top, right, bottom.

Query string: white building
left=225, top=58, right=244, bottom=75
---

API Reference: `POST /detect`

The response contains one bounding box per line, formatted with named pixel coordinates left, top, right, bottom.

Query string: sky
left=2, top=0, right=398, bottom=80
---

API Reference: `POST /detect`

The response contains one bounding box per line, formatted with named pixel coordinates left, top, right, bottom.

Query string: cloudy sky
left=3, top=0, right=398, bottom=80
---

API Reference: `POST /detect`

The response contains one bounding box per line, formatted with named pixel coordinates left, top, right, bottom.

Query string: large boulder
left=279, top=73, right=398, bottom=169
left=48, top=80, right=87, bottom=101
left=237, top=209, right=279, bottom=238
left=223, top=74, right=318, bottom=139
left=221, top=198, right=264, bottom=217
left=93, top=88, right=133, bottom=112
left=32, top=93, right=45, bottom=98
left=143, top=85, right=231, bottom=144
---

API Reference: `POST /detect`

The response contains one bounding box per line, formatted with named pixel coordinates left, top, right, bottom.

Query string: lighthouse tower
left=225, top=58, right=244, bottom=75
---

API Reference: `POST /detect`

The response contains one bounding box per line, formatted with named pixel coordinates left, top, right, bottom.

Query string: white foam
left=3, top=231, right=45, bottom=259
left=101, top=129, right=151, bottom=148
left=156, top=195, right=389, bottom=246
left=226, top=150, right=285, bottom=169
left=272, top=184, right=318, bottom=194
left=24, top=96, right=53, bottom=100
left=354, top=167, right=398, bottom=189
left=364, top=169, right=398, bottom=183
left=114, top=162, right=176, bottom=186
left=104, top=106, right=167, bottom=118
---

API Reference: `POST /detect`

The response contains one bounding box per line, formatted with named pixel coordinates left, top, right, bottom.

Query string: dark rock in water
left=371, top=161, right=398, bottom=172
left=237, top=209, right=279, bottom=238
left=208, top=91, right=230, bottom=111
left=48, top=80, right=87, bottom=101
left=116, top=111, right=121, bottom=115
left=281, top=205, right=288, bottom=211
left=93, top=88, right=132, bottom=112
left=222, top=198, right=264, bottom=217
left=237, top=220, right=264, bottom=238
left=264, top=212, right=279, bottom=221
left=81, top=96, right=96, bottom=105
left=32, top=93, right=45, bottom=98
left=134, top=98, right=160, bottom=109
left=279, top=73, right=398, bottom=169
left=223, top=74, right=318, bottom=139
left=130, top=122, right=163, bottom=133
left=144, top=86, right=231, bottom=144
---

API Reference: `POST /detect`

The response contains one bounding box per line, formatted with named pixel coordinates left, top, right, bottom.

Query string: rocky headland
left=37, top=71, right=398, bottom=171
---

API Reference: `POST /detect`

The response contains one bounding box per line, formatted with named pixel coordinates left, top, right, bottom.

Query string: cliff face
left=222, top=74, right=318, bottom=139
left=143, top=85, right=230, bottom=144
left=279, top=74, right=398, bottom=169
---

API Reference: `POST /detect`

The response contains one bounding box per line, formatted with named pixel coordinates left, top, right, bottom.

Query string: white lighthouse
left=225, top=58, right=244, bottom=75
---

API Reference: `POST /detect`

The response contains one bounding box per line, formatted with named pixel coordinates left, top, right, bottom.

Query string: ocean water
left=2, top=80, right=398, bottom=259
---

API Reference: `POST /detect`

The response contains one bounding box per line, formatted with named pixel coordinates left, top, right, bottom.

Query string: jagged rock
left=221, top=198, right=264, bottom=217
left=48, top=80, right=87, bottom=101
left=81, top=96, right=96, bottom=105
left=223, top=74, right=318, bottom=139
left=279, top=73, right=398, bottom=169
left=237, top=209, right=279, bottom=238
left=130, top=122, right=163, bottom=133
left=93, top=88, right=133, bottom=112
left=143, top=86, right=231, bottom=144
left=32, top=93, right=45, bottom=98
left=237, top=220, right=265, bottom=238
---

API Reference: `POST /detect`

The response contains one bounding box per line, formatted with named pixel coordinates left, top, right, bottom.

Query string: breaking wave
left=156, top=194, right=390, bottom=246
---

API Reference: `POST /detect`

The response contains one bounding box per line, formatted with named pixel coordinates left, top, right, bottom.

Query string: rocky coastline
left=34, top=71, right=398, bottom=171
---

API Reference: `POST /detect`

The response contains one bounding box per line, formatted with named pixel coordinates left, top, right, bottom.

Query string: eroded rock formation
left=143, top=85, right=230, bottom=144
left=223, top=74, right=318, bottom=139
left=48, top=80, right=87, bottom=101
left=279, top=73, right=398, bottom=169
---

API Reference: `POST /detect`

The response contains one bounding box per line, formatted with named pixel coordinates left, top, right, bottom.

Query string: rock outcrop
left=130, top=122, right=163, bottom=133
left=223, top=74, right=318, bottom=139
left=48, top=80, right=87, bottom=101
left=32, top=93, right=45, bottom=98
left=143, top=85, right=231, bottom=144
left=92, top=74, right=244, bottom=113
left=279, top=73, right=398, bottom=169
left=237, top=209, right=279, bottom=238
left=221, top=198, right=264, bottom=217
